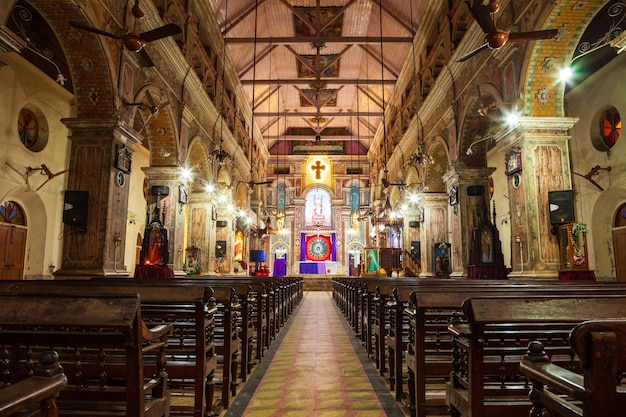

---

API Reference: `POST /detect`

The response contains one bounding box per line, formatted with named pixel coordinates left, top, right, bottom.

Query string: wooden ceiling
left=210, top=0, right=427, bottom=154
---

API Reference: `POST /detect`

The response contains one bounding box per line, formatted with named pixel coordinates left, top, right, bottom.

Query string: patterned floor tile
left=223, top=292, right=404, bottom=417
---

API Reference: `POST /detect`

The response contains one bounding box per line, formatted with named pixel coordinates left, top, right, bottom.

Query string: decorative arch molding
left=216, top=167, right=232, bottom=187
left=458, top=94, right=497, bottom=167
left=521, top=1, right=608, bottom=117
left=424, top=141, right=449, bottom=193
left=22, top=0, right=115, bottom=119
left=591, top=186, right=626, bottom=279
left=187, top=138, right=211, bottom=192
left=404, top=165, right=422, bottom=189
left=129, top=86, right=178, bottom=167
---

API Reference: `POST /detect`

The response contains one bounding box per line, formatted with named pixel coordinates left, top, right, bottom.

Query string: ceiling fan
left=457, top=1, right=558, bottom=62
left=69, top=1, right=180, bottom=66
left=27, top=164, right=69, bottom=191
left=235, top=173, right=272, bottom=189
left=125, top=90, right=170, bottom=133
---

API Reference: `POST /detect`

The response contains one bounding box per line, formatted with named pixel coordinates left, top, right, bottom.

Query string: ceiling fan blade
left=508, top=29, right=558, bottom=42
left=140, top=23, right=181, bottom=43
left=469, top=4, right=497, bottom=34
left=156, top=100, right=170, bottom=113
left=145, top=90, right=156, bottom=107
left=138, top=113, right=154, bottom=134
left=136, top=49, right=155, bottom=67
left=70, top=21, right=121, bottom=39
left=456, top=42, right=489, bottom=62
left=51, top=169, right=69, bottom=178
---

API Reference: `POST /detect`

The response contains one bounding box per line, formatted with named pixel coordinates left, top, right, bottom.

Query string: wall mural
left=305, top=188, right=332, bottom=229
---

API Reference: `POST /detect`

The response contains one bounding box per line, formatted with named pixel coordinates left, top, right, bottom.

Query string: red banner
left=305, top=234, right=332, bottom=261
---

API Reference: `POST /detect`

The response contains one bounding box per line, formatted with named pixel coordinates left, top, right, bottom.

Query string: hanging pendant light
left=209, top=0, right=233, bottom=168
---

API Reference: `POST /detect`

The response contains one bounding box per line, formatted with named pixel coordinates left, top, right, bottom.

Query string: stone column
left=443, top=166, right=497, bottom=277
left=186, top=191, right=214, bottom=276
left=418, top=193, right=449, bottom=277
left=494, top=117, right=578, bottom=279
left=142, top=167, right=187, bottom=276
left=55, top=119, right=142, bottom=278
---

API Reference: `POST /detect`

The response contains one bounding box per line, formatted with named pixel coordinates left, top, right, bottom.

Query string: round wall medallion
left=116, top=171, right=126, bottom=187
left=512, top=173, right=521, bottom=189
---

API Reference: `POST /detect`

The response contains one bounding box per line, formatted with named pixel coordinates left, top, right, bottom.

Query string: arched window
left=0, top=201, right=26, bottom=226
left=600, top=107, right=621, bottom=149
left=613, top=203, right=626, bottom=228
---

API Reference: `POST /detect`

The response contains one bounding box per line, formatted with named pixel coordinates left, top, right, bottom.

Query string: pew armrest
left=520, top=358, right=586, bottom=399
left=448, top=323, right=470, bottom=337
left=0, top=372, right=67, bottom=417
left=142, top=322, right=174, bottom=341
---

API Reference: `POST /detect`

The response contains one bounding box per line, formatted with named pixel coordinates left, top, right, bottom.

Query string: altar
left=299, top=261, right=337, bottom=275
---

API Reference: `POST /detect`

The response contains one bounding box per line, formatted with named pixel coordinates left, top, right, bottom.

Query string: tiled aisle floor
left=225, top=291, right=405, bottom=417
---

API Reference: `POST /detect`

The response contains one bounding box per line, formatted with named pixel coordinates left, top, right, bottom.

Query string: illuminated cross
left=311, top=160, right=325, bottom=180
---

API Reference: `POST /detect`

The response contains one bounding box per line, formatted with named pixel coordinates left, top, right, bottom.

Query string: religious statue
left=312, top=196, right=325, bottom=224
left=146, top=223, right=164, bottom=264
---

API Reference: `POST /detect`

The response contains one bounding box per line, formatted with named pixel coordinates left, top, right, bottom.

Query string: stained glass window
left=18, top=108, right=39, bottom=149
left=600, top=108, right=621, bottom=148
left=0, top=201, right=26, bottom=225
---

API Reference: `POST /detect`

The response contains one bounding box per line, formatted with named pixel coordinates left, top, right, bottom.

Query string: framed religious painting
left=364, top=248, right=380, bottom=276
left=115, top=145, right=132, bottom=173
left=449, top=186, right=458, bottom=206
left=505, top=149, right=522, bottom=176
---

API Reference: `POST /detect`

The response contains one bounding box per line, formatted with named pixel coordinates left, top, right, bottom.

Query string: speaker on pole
left=548, top=190, right=575, bottom=224
left=63, top=191, right=89, bottom=227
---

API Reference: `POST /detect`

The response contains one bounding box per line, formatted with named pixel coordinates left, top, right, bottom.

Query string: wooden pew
left=520, top=319, right=626, bottom=417
left=402, top=283, right=626, bottom=417
left=92, top=278, right=241, bottom=414
left=0, top=293, right=172, bottom=417
left=336, top=278, right=626, bottom=416
left=446, top=295, right=626, bottom=417
left=1, top=280, right=218, bottom=417
left=0, top=350, right=67, bottom=417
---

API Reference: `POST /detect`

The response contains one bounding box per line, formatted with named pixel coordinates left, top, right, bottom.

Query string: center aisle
left=225, top=291, right=405, bottom=417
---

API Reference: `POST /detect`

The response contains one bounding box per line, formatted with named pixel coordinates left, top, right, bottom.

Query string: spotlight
left=466, top=147, right=474, bottom=156
left=559, top=66, right=573, bottom=82
left=505, top=111, right=520, bottom=126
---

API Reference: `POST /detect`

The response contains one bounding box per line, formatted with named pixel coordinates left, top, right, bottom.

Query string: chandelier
left=208, top=146, right=233, bottom=165
left=407, top=145, right=434, bottom=166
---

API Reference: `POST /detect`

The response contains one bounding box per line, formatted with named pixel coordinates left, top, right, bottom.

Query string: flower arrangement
left=571, top=222, right=588, bottom=238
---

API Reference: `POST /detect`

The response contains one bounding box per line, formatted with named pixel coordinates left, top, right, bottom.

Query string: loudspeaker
left=151, top=185, right=170, bottom=196
left=548, top=190, right=575, bottom=224
left=410, top=241, right=420, bottom=257
left=467, top=185, right=485, bottom=196
left=63, top=191, right=89, bottom=226
left=215, top=240, right=226, bottom=257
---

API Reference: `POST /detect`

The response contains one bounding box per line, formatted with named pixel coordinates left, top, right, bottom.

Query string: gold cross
left=311, top=160, right=325, bottom=180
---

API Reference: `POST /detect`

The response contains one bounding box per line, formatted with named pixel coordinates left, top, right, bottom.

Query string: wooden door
left=0, top=224, right=27, bottom=279
left=613, top=228, right=626, bottom=282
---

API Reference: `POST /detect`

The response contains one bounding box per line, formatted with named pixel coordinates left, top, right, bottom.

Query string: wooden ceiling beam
left=264, top=134, right=374, bottom=141
left=370, top=0, right=416, bottom=36
left=225, top=36, right=412, bottom=44
left=222, top=0, right=268, bottom=35
left=241, top=79, right=396, bottom=85
left=238, top=45, right=278, bottom=79
left=359, top=45, right=399, bottom=78
left=254, top=111, right=382, bottom=117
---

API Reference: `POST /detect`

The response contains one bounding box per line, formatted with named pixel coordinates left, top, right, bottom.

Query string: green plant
left=571, top=222, right=588, bottom=238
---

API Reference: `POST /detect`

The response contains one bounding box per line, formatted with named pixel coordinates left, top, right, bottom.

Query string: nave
left=225, top=291, right=405, bottom=417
